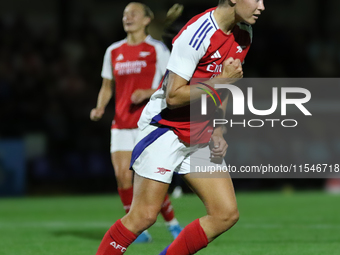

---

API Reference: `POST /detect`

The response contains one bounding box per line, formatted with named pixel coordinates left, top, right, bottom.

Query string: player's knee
left=137, top=208, right=158, bottom=228
left=227, top=208, right=239, bottom=225
left=210, top=206, right=239, bottom=228
left=220, top=208, right=239, bottom=228
left=125, top=206, right=159, bottom=232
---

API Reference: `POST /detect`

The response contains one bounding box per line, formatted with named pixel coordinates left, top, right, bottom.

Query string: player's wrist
left=212, top=126, right=223, bottom=135
left=213, top=125, right=226, bottom=136
left=96, top=106, right=105, bottom=111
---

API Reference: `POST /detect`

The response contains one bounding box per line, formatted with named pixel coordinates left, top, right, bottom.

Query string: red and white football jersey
left=138, top=8, right=252, bottom=144
left=101, top=35, right=170, bottom=129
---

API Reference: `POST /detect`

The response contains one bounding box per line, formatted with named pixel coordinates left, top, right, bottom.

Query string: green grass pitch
left=1, top=191, right=340, bottom=255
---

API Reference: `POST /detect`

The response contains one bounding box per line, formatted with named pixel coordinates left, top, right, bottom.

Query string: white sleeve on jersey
left=101, top=47, right=113, bottom=80
left=156, top=44, right=170, bottom=75
left=167, top=16, right=215, bottom=81
left=152, top=43, right=170, bottom=89
left=145, top=36, right=171, bottom=89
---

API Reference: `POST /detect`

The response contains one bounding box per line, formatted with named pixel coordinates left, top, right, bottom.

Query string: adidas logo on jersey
left=211, top=50, right=221, bottom=59
left=116, top=54, right=124, bottom=61
left=139, top=51, right=151, bottom=57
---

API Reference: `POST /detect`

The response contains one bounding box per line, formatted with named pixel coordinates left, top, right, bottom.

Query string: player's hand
left=165, top=4, right=184, bottom=26
left=90, top=108, right=104, bottom=121
left=131, top=89, right=147, bottom=104
left=209, top=131, right=228, bottom=159
left=220, top=57, right=243, bottom=79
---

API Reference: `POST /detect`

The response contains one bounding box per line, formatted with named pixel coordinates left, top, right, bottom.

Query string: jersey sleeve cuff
left=167, top=65, right=191, bottom=81
left=101, top=74, right=113, bottom=80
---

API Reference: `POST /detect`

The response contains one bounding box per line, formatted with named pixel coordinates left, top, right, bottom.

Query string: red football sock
left=96, top=219, right=137, bottom=255
left=160, top=194, right=175, bottom=222
left=118, top=187, right=133, bottom=214
left=166, top=219, right=208, bottom=255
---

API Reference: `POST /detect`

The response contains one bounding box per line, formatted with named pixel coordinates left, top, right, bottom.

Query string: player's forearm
left=166, top=71, right=214, bottom=109
left=166, top=75, right=232, bottom=109
left=143, top=89, right=157, bottom=99
left=96, top=90, right=112, bottom=109
left=96, top=79, right=114, bottom=110
left=219, top=91, right=229, bottom=117
left=213, top=93, right=229, bottom=135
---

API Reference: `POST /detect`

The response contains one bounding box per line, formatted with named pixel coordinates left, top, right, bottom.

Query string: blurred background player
left=95, top=0, right=264, bottom=254
left=90, top=2, right=183, bottom=243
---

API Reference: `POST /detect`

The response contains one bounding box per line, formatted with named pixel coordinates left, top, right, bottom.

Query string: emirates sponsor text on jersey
left=207, top=62, right=222, bottom=73
left=115, top=60, right=147, bottom=75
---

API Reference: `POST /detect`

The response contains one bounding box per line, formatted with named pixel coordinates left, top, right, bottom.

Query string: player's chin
left=123, top=25, right=134, bottom=33
left=246, top=18, right=257, bottom=25
left=251, top=15, right=261, bottom=23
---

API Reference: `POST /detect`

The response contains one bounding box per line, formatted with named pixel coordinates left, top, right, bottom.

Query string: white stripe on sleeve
left=166, top=13, right=216, bottom=81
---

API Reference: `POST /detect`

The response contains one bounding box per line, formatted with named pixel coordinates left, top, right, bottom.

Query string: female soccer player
left=95, top=0, right=265, bottom=254
left=90, top=2, right=182, bottom=243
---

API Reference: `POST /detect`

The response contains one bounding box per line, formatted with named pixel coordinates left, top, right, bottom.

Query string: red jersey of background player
left=101, top=35, right=170, bottom=129
left=138, top=7, right=252, bottom=144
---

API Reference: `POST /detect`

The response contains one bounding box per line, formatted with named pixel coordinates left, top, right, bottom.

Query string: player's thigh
left=182, top=173, right=238, bottom=217
left=178, top=145, right=237, bottom=215
left=123, top=173, right=169, bottom=231
left=131, top=173, right=169, bottom=211
left=111, top=151, right=133, bottom=187
left=111, top=151, right=132, bottom=173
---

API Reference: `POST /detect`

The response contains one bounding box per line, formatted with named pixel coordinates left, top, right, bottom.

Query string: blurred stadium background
left=1, top=0, right=340, bottom=254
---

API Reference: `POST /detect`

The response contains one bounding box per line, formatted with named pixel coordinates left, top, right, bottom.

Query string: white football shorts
left=110, top=128, right=139, bottom=153
left=130, top=124, right=226, bottom=184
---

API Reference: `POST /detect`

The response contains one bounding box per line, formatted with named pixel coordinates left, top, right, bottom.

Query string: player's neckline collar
left=125, top=35, right=150, bottom=46
left=210, top=10, right=219, bottom=31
